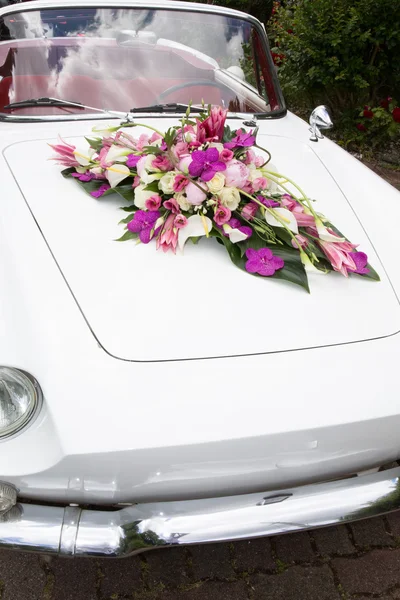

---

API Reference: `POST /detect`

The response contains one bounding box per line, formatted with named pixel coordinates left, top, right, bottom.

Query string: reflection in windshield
left=0, top=7, right=282, bottom=117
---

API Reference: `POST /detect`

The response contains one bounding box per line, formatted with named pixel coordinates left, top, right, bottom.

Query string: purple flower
left=245, top=248, right=284, bottom=276
left=71, top=172, right=95, bottom=182
left=188, top=148, right=226, bottom=182
left=349, top=251, right=370, bottom=275
left=91, top=184, right=111, bottom=198
left=126, top=154, right=141, bottom=168
left=224, top=129, right=255, bottom=150
left=257, top=195, right=280, bottom=208
left=127, top=210, right=160, bottom=244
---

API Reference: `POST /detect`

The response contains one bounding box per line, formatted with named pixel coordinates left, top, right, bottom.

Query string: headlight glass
left=0, top=368, right=41, bottom=439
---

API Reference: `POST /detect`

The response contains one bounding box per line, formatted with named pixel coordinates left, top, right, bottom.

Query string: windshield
left=0, top=6, right=284, bottom=119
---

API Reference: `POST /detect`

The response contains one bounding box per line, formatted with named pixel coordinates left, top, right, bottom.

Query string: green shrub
left=267, top=0, right=400, bottom=152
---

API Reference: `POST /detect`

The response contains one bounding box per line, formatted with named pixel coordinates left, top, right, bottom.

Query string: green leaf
left=142, top=145, right=163, bottom=155
left=61, top=167, right=76, bottom=178
left=119, top=214, right=135, bottom=224
left=120, top=204, right=137, bottom=212
left=115, top=230, right=136, bottom=242
left=164, top=127, right=177, bottom=149
left=360, top=262, right=380, bottom=281
left=113, top=184, right=134, bottom=202
left=84, top=136, right=103, bottom=152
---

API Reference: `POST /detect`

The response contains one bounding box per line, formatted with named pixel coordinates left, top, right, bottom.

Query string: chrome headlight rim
left=0, top=367, right=43, bottom=440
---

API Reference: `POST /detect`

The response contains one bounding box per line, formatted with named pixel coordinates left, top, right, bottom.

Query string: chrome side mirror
left=309, top=105, right=333, bottom=142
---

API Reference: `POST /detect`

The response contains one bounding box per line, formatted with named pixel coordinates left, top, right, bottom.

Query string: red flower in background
left=380, top=97, right=392, bottom=110
left=363, top=107, right=374, bottom=119
left=271, top=52, right=285, bottom=65
left=356, top=123, right=367, bottom=132
left=392, top=107, right=400, bottom=123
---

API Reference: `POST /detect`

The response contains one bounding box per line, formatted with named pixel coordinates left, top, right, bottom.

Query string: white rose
left=175, top=192, right=191, bottom=212
left=159, top=171, right=176, bottom=194
left=248, top=168, right=263, bottom=183
left=207, top=172, right=226, bottom=194
left=219, top=187, right=241, bottom=211
left=134, top=184, right=157, bottom=209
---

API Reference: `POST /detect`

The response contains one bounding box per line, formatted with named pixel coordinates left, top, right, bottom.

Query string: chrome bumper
left=1, top=467, right=400, bottom=557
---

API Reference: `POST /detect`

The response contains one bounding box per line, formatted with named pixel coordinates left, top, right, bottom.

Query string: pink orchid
left=157, top=214, right=179, bottom=253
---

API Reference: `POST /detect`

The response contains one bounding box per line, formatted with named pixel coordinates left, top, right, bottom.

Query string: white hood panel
left=5, top=133, right=400, bottom=361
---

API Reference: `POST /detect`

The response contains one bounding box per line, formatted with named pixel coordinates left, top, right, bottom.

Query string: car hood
left=4, top=129, right=400, bottom=361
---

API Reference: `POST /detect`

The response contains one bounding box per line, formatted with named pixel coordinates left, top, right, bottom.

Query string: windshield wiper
left=130, top=103, right=204, bottom=114
left=4, top=97, right=86, bottom=110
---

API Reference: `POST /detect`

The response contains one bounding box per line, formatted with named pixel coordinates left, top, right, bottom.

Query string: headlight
left=0, top=368, right=42, bottom=439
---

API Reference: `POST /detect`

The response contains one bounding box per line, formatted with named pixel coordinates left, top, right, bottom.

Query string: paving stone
left=387, top=510, right=400, bottom=537
left=250, top=565, right=340, bottom=600
left=313, top=525, right=355, bottom=556
left=100, top=555, right=142, bottom=598
left=274, top=532, right=314, bottom=563
left=190, top=543, right=234, bottom=580
left=333, top=549, right=400, bottom=595
left=51, top=556, right=98, bottom=600
left=145, top=547, right=190, bottom=588
left=350, top=518, right=393, bottom=547
left=232, top=538, right=275, bottom=572
left=0, top=550, right=46, bottom=600
left=157, top=580, right=248, bottom=600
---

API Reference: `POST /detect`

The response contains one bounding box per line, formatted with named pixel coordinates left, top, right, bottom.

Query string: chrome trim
left=0, top=368, right=43, bottom=440
left=1, top=467, right=400, bottom=556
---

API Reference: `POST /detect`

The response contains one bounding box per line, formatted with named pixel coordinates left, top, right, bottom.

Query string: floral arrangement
left=51, top=106, right=379, bottom=292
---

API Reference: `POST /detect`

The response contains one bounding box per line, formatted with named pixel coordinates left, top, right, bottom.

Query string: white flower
left=89, top=166, right=103, bottom=175
left=73, top=144, right=95, bottom=167
left=106, top=164, right=130, bottom=188
left=209, top=142, right=224, bottom=152
left=105, top=145, right=130, bottom=164
left=218, top=187, right=240, bottom=211
left=265, top=207, right=299, bottom=234
left=159, top=171, right=177, bottom=194
left=175, top=192, right=191, bottom=212
left=137, top=154, right=162, bottom=184
left=248, top=168, right=264, bottom=183
left=178, top=215, right=212, bottom=251
left=222, top=224, right=249, bottom=244
left=134, top=184, right=157, bottom=209
left=315, top=219, right=345, bottom=242
left=300, top=251, right=326, bottom=274
left=207, top=172, right=226, bottom=194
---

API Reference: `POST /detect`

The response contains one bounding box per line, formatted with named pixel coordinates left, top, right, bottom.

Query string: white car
left=1, top=0, right=400, bottom=558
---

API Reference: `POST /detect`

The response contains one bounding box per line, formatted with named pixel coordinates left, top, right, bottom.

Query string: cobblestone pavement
left=2, top=512, right=400, bottom=599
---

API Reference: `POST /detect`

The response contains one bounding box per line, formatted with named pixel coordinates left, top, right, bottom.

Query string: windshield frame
left=0, top=0, right=287, bottom=122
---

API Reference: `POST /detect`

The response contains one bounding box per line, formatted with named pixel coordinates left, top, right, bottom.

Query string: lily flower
left=265, top=207, right=299, bottom=234
left=319, top=240, right=357, bottom=277
left=178, top=215, right=212, bottom=251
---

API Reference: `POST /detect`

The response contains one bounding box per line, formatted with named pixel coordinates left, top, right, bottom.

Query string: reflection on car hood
left=4, top=128, right=400, bottom=361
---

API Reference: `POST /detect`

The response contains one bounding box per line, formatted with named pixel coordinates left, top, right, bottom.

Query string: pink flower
left=254, top=156, right=265, bottom=168
left=152, top=155, right=173, bottom=172
left=291, top=234, right=309, bottom=249
left=174, top=214, right=188, bottom=229
left=197, top=106, right=228, bottom=142
left=214, top=204, right=232, bottom=225
left=132, top=175, right=140, bottom=188
left=149, top=132, right=163, bottom=144
left=280, top=194, right=297, bottom=210
left=224, top=160, right=250, bottom=188
left=163, top=198, right=180, bottom=213
left=292, top=207, right=315, bottom=227
left=319, top=240, right=358, bottom=276
left=219, top=148, right=234, bottom=162
left=251, top=177, right=268, bottom=192
left=136, top=134, right=150, bottom=151
left=145, top=195, right=162, bottom=210
left=174, top=142, right=189, bottom=158
left=185, top=181, right=208, bottom=205
left=173, top=174, right=189, bottom=192
left=242, top=202, right=258, bottom=221
left=49, top=137, right=80, bottom=167
left=157, top=214, right=179, bottom=253
left=244, top=149, right=256, bottom=164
